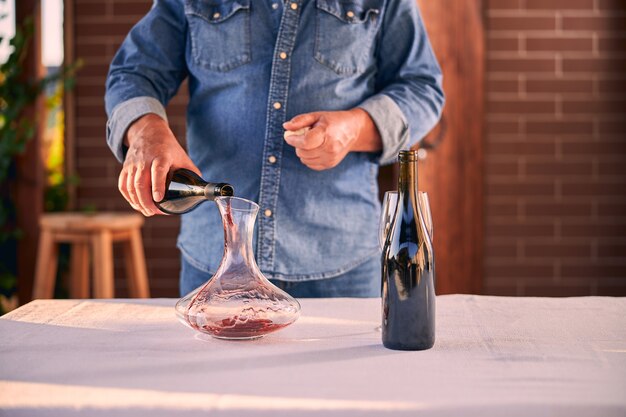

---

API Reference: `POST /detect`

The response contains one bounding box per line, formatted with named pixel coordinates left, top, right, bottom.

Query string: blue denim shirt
left=105, top=0, right=444, bottom=282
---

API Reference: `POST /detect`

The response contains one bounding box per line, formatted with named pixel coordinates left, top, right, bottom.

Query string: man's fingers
left=134, top=166, right=157, bottom=216
left=285, top=126, right=325, bottom=150
left=151, top=159, right=169, bottom=203
left=283, top=113, right=319, bottom=130
left=283, top=127, right=310, bottom=140
left=125, top=166, right=142, bottom=211
left=295, top=147, right=324, bottom=161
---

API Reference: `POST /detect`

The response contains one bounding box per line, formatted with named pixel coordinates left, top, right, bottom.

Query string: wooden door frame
left=378, top=0, right=484, bottom=294
left=15, top=0, right=44, bottom=304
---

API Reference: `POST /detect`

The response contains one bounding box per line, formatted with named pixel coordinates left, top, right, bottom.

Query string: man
left=105, top=0, right=444, bottom=297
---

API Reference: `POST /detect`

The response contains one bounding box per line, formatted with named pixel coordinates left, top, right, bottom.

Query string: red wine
left=381, top=150, right=435, bottom=350
left=155, top=169, right=234, bottom=214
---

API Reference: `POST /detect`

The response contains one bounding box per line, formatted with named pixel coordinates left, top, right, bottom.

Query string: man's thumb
left=283, top=113, right=319, bottom=130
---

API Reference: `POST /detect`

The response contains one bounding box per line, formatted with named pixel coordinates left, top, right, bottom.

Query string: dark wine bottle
left=381, top=150, right=435, bottom=350
left=154, top=168, right=234, bottom=214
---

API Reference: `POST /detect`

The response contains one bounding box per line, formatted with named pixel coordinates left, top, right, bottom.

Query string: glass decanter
left=175, top=196, right=301, bottom=340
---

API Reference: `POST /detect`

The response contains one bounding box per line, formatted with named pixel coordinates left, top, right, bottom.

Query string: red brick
left=487, top=99, right=555, bottom=114
left=526, top=202, right=593, bottom=217
left=562, top=264, right=626, bottom=278
left=527, top=121, right=593, bottom=135
left=524, top=285, right=593, bottom=297
left=597, top=243, right=626, bottom=258
left=488, top=36, right=520, bottom=51
left=562, top=16, right=626, bottom=31
left=563, top=99, right=626, bottom=114
left=488, top=181, right=555, bottom=196
left=487, top=78, right=520, bottom=93
left=487, top=121, right=521, bottom=135
left=525, top=0, right=593, bottom=9
left=562, top=223, right=626, bottom=238
left=112, top=2, right=152, bottom=16
left=489, top=57, right=556, bottom=73
left=562, top=181, right=626, bottom=197
left=487, top=161, right=520, bottom=176
left=76, top=22, right=135, bottom=38
left=486, top=264, right=554, bottom=278
left=526, top=36, right=593, bottom=52
left=562, top=141, right=626, bottom=156
left=488, top=0, right=522, bottom=9
left=563, top=57, right=626, bottom=73
left=526, top=78, right=593, bottom=94
left=75, top=3, right=107, bottom=16
left=489, top=16, right=556, bottom=31
left=597, top=0, right=626, bottom=10
left=598, top=201, right=626, bottom=218
left=597, top=78, right=626, bottom=94
left=598, top=161, right=626, bottom=176
left=525, top=243, right=591, bottom=258
left=487, top=223, right=555, bottom=238
left=486, top=242, right=518, bottom=258
left=598, top=121, right=626, bottom=135
left=598, top=36, right=626, bottom=52
left=526, top=161, right=592, bottom=176
left=487, top=202, right=519, bottom=216
left=488, top=141, right=556, bottom=156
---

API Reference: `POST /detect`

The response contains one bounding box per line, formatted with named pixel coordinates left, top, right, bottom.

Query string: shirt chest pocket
left=314, top=0, right=382, bottom=76
left=184, top=0, right=251, bottom=72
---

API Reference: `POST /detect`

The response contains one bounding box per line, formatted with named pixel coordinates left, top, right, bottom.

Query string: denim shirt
left=105, top=0, right=444, bottom=281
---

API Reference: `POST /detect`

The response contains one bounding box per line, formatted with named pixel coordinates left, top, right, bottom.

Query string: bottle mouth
left=215, top=196, right=260, bottom=212
left=398, top=150, right=418, bottom=162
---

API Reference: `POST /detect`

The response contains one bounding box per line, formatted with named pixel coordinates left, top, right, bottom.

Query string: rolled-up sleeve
left=358, top=0, right=445, bottom=166
left=106, top=97, right=168, bottom=163
left=104, top=0, right=187, bottom=163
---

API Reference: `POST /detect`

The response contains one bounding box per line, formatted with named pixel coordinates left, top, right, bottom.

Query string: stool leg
left=92, top=230, right=114, bottom=298
left=70, top=242, right=90, bottom=298
left=33, top=230, right=59, bottom=299
left=124, top=227, right=150, bottom=298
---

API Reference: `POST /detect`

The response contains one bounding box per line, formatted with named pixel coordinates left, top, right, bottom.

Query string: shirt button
left=264, top=209, right=273, bottom=217
left=290, top=2, right=298, bottom=10
left=268, top=155, right=277, bottom=164
left=272, top=2, right=279, bottom=9
left=273, top=102, right=282, bottom=110
left=346, top=10, right=354, bottom=18
left=279, top=52, right=287, bottom=60
left=213, top=12, right=221, bottom=19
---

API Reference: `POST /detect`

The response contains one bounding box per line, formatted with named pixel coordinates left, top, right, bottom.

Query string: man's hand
left=119, top=114, right=201, bottom=216
left=283, top=108, right=382, bottom=171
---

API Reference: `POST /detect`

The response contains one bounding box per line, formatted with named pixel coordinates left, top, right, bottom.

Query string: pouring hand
left=283, top=109, right=382, bottom=171
left=119, top=114, right=201, bottom=216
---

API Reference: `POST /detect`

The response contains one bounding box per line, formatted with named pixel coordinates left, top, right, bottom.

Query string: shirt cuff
left=358, top=94, right=409, bottom=165
left=106, top=96, right=168, bottom=163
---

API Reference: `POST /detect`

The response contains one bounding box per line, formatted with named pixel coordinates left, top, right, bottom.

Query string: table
left=1, top=295, right=625, bottom=416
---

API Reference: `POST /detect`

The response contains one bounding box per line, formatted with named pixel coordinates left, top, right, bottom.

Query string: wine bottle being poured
left=154, top=168, right=234, bottom=214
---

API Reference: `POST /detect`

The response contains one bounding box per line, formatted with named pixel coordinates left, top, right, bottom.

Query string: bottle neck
left=398, top=156, right=418, bottom=200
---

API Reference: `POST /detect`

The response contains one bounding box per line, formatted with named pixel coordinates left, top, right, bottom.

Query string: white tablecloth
left=0, top=295, right=625, bottom=416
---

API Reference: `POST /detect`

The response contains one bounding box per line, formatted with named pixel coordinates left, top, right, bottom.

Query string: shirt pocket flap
left=185, top=0, right=250, bottom=24
left=315, top=0, right=381, bottom=24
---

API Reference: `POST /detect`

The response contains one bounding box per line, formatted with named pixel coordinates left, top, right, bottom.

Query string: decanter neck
left=216, top=197, right=260, bottom=268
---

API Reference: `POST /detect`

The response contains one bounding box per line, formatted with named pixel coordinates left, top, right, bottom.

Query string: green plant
left=0, top=16, right=79, bottom=314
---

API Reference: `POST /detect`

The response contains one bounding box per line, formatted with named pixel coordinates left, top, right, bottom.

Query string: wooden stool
left=33, top=212, right=150, bottom=299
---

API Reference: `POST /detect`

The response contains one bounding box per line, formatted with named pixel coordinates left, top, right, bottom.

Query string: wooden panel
left=16, top=0, right=44, bottom=304
left=379, top=0, right=484, bottom=294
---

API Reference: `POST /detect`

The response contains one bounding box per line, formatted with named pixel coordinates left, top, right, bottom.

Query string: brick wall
left=71, top=0, right=626, bottom=297
left=74, top=0, right=185, bottom=297
left=484, top=0, right=626, bottom=296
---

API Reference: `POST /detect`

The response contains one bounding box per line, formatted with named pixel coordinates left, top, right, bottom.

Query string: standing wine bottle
left=381, top=150, right=435, bottom=350
left=154, top=168, right=234, bottom=214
